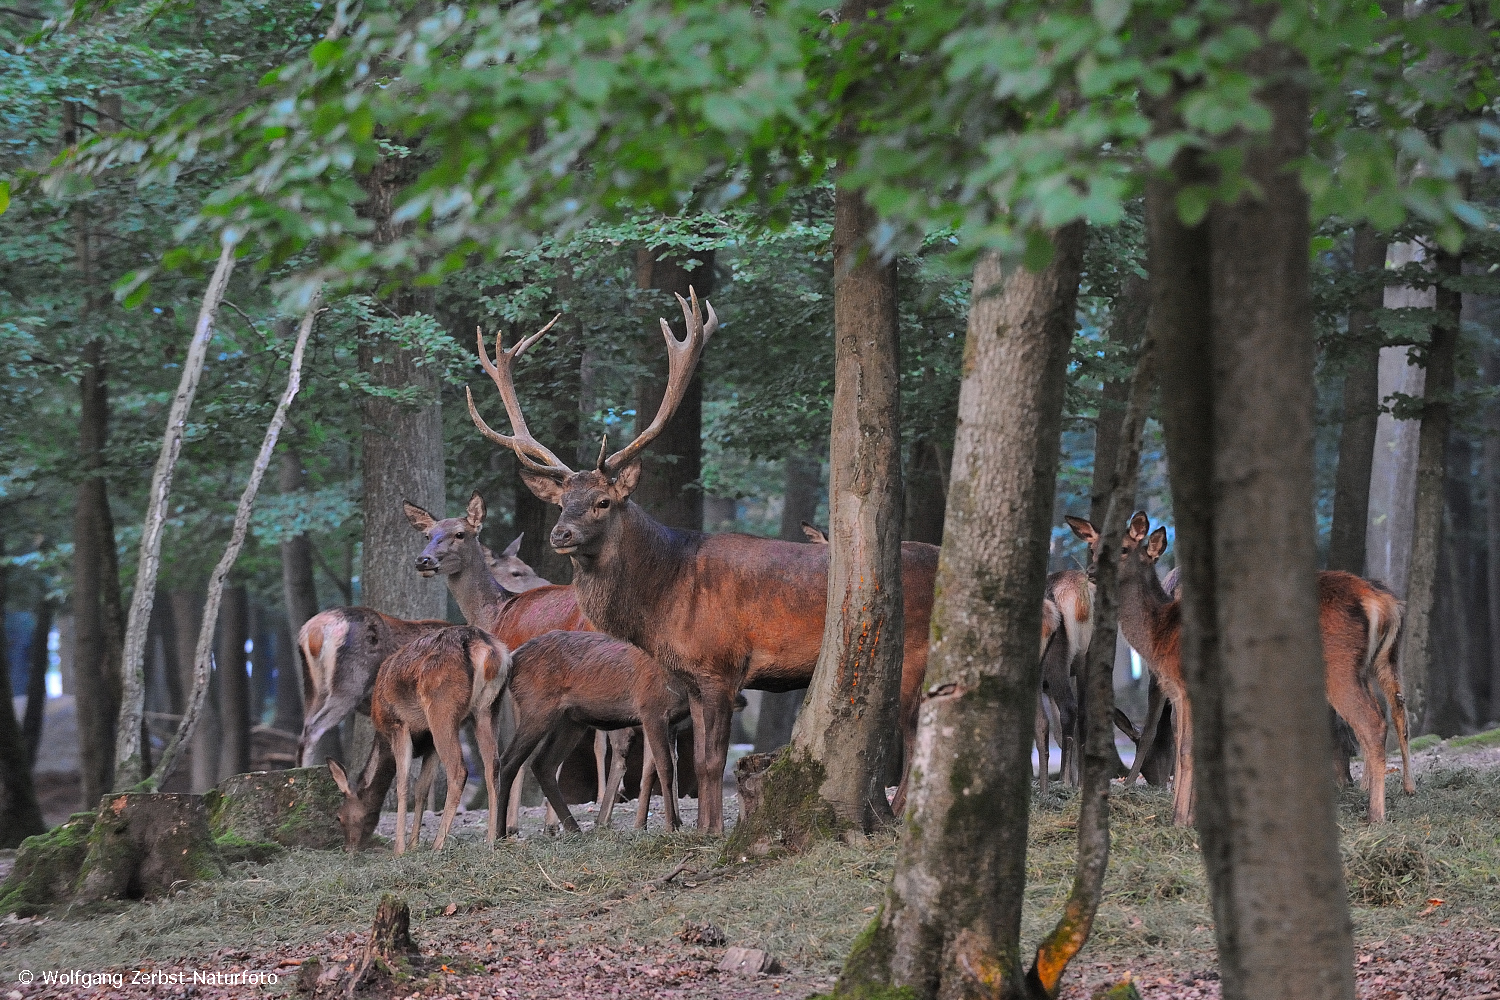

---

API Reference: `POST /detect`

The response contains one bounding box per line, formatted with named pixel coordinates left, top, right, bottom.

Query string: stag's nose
left=551, top=525, right=577, bottom=550
left=415, top=554, right=438, bottom=572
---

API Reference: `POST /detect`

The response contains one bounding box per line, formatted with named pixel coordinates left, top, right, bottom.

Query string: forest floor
left=1, top=729, right=1497, bottom=1000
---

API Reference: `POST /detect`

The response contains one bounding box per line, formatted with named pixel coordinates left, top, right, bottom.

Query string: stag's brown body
left=1113, top=513, right=1412, bottom=826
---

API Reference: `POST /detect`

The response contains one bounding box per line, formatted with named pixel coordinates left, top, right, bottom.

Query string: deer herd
left=300, top=290, right=1416, bottom=857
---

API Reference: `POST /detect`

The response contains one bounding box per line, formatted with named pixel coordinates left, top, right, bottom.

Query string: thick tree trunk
left=0, top=542, right=46, bottom=846
left=23, top=594, right=52, bottom=768
left=779, top=182, right=905, bottom=834
left=73, top=335, right=125, bottom=810
left=1488, top=342, right=1500, bottom=723
left=1327, top=227, right=1388, bottom=575
left=1399, top=247, right=1462, bottom=735
left=841, top=229, right=1084, bottom=999
left=632, top=247, right=715, bottom=532
left=217, top=584, right=251, bottom=780
left=1148, top=28, right=1355, bottom=997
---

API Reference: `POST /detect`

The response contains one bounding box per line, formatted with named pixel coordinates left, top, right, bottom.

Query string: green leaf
left=0, top=180, right=9, bottom=217
left=1175, top=185, right=1212, bottom=227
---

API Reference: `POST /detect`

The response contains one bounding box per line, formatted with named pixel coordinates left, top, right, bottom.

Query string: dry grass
left=3, top=762, right=1497, bottom=982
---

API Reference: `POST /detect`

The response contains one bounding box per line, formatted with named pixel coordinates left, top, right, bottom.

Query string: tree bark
left=114, top=241, right=238, bottom=790
left=1488, top=340, right=1500, bottom=723
left=841, top=227, right=1084, bottom=998
left=0, top=540, right=46, bottom=846
left=1399, top=247, right=1462, bottom=735
left=779, top=181, right=905, bottom=834
left=73, top=334, right=124, bottom=810
left=23, top=593, right=52, bottom=769
left=903, top=437, right=946, bottom=544
left=1327, top=227, right=1388, bottom=575
left=154, top=588, right=184, bottom=717
left=217, top=584, right=252, bottom=780
left=632, top=247, right=715, bottom=532
left=277, top=448, right=316, bottom=734
left=1147, top=25, right=1355, bottom=997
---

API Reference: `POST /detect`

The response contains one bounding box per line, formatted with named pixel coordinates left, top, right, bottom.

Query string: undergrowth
left=2, top=765, right=1496, bottom=978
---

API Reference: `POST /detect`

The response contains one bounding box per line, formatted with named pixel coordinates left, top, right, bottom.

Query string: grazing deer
left=494, top=630, right=690, bottom=835
left=465, top=292, right=940, bottom=833
left=1107, top=512, right=1412, bottom=825
left=295, top=532, right=544, bottom=767
left=327, top=626, right=510, bottom=854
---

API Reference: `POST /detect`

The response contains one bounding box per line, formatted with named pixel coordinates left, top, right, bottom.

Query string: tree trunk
left=217, top=584, right=251, bottom=780
left=1399, top=247, right=1462, bottom=735
left=1327, top=227, right=1388, bottom=575
left=23, top=594, right=52, bottom=768
left=514, top=461, right=567, bottom=583
left=1488, top=340, right=1500, bottom=723
left=191, top=669, right=222, bottom=792
left=154, top=588, right=184, bottom=717
left=0, top=540, right=46, bottom=846
left=841, top=228, right=1084, bottom=998
left=73, top=335, right=124, bottom=811
left=277, top=447, right=316, bottom=735
left=632, top=247, right=716, bottom=532
left=774, top=181, right=905, bottom=835
left=1147, top=26, right=1355, bottom=996
left=903, top=437, right=946, bottom=544
left=754, top=452, right=823, bottom=753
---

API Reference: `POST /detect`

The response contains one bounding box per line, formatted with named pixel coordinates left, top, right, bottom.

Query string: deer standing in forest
left=295, top=533, right=545, bottom=767
left=327, top=625, right=509, bottom=854
left=1101, top=511, right=1413, bottom=826
left=466, top=291, right=941, bottom=833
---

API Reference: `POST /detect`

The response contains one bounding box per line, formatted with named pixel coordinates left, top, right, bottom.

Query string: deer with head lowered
left=327, top=625, right=509, bottom=854
left=466, top=292, right=940, bottom=833
left=1093, top=511, right=1413, bottom=826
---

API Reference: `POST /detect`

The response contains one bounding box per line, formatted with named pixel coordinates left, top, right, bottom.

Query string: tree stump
left=75, top=793, right=224, bottom=902
left=0, top=812, right=95, bottom=916
left=348, top=894, right=418, bottom=995
left=732, top=752, right=778, bottom=823
left=207, top=767, right=345, bottom=853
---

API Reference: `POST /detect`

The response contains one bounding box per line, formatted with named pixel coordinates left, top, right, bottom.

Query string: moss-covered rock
left=207, top=767, right=344, bottom=850
left=722, top=749, right=842, bottom=862
left=0, top=812, right=95, bottom=916
left=75, top=793, right=224, bottom=902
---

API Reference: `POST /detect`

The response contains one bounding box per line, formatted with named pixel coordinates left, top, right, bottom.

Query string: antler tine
left=602, top=291, right=714, bottom=476
left=469, top=318, right=575, bottom=478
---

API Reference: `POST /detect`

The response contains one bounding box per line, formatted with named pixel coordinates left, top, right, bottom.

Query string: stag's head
left=405, top=491, right=487, bottom=579
left=466, top=291, right=716, bottom=561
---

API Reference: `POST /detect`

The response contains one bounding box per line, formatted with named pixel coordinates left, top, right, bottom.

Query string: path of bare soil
left=2, top=731, right=1496, bottom=999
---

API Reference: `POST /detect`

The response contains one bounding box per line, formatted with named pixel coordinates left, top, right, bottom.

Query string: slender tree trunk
left=24, top=594, right=52, bottom=768
left=154, top=588, right=184, bottom=717
left=1327, top=227, right=1388, bottom=575
left=632, top=247, right=715, bottom=532
left=754, top=452, right=822, bottom=752
left=1399, top=247, right=1462, bottom=735
left=277, top=448, right=317, bottom=733
left=777, top=181, right=905, bottom=834
left=1147, top=25, right=1355, bottom=997
left=113, top=241, right=238, bottom=790
left=0, top=540, right=46, bottom=845
left=841, top=227, right=1084, bottom=999
left=903, top=437, right=947, bottom=544
left=217, top=584, right=251, bottom=780
left=192, top=669, right=222, bottom=792
left=73, top=335, right=124, bottom=810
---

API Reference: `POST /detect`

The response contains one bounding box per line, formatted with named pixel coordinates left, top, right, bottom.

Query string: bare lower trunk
left=24, top=594, right=52, bottom=767
left=1327, top=227, right=1387, bottom=575
left=1488, top=348, right=1500, bottom=722
left=903, top=436, right=946, bottom=545
left=1148, top=27, right=1355, bottom=997
left=842, top=228, right=1084, bottom=999
left=217, top=584, right=252, bottom=780
left=783, top=182, right=905, bottom=833
left=0, top=541, right=46, bottom=845
left=754, top=453, right=823, bottom=752
left=632, top=247, right=715, bottom=533
left=1399, top=247, right=1462, bottom=734
left=277, top=448, right=317, bottom=733
left=73, top=336, right=124, bottom=809
left=1430, top=434, right=1480, bottom=736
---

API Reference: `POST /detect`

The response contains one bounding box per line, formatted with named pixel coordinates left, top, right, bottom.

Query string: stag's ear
left=403, top=501, right=436, bottom=533
left=327, top=759, right=353, bottom=798
left=502, top=533, right=524, bottom=558
left=1064, top=515, right=1098, bottom=547
left=801, top=521, right=828, bottom=544
left=1146, top=526, right=1168, bottom=561
left=519, top=468, right=567, bottom=506
left=1127, top=511, right=1150, bottom=542
left=607, top=460, right=642, bottom=500
left=466, top=490, right=486, bottom=530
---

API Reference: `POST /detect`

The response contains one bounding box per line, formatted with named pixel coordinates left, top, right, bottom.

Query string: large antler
left=466, top=315, right=577, bottom=480
left=602, top=288, right=717, bottom=476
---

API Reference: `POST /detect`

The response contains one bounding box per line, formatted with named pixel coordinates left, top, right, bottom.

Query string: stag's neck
left=569, top=501, right=695, bottom=654
left=1115, top=559, right=1174, bottom=661
left=446, top=548, right=510, bottom=631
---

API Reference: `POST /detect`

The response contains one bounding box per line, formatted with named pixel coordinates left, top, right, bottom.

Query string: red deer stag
left=465, top=292, right=940, bottom=833
left=296, top=532, right=544, bottom=766
left=327, top=626, right=509, bottom=854
left=1107, top=512, right=1412, bottom=826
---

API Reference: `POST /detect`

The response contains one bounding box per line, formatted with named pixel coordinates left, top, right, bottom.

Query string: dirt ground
left=1, top=732, right=1497, bottom=999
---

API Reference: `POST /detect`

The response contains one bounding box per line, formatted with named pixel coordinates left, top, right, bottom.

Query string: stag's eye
left=455, top=531, right=465, bottom=540
left=596, top=498, right=610, bottom=510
